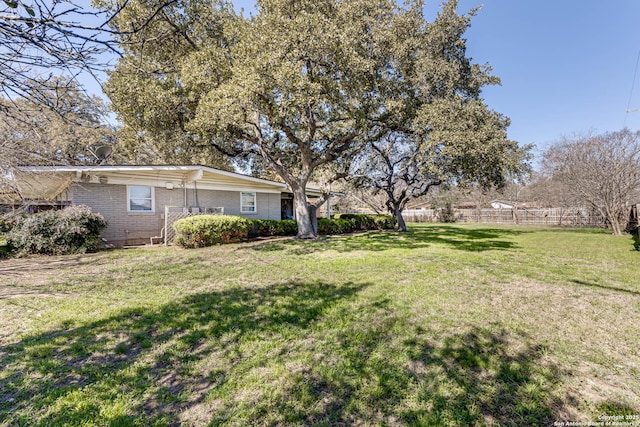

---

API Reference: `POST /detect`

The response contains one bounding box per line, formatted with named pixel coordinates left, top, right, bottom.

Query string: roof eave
left=16, top=165, right=288, bottom=189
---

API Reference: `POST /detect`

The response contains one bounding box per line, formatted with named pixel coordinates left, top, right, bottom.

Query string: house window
left=240, top=192, right=256, bottom=213
left=128, top=185, right=155, bottom=213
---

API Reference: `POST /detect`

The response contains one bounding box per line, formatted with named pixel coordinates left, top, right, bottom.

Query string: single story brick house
left=0, top=165, right=311, bottom=246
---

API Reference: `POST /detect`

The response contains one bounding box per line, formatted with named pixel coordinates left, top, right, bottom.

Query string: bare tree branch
left=1, top=0, right=178, bottom=111
left=541, top=129, right=640, bottom=235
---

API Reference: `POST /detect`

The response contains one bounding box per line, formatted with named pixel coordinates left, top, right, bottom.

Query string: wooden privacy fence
left=402, top=208, right=605, bottom=227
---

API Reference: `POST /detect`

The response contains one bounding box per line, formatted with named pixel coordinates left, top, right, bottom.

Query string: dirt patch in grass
left=0, top=285, right=75, bottom=300
left=0, top=252, right=114, bottom=287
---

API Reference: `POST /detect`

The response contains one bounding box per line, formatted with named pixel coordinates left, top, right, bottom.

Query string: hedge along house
left=1, top=165, right=301, bottom=246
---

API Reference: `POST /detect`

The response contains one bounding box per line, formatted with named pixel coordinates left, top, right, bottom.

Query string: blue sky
left=230, top=0, right=640, bottom=158
left=88, top=1, right=640, bottom=162
left=436, top=0, right=640, bottom=157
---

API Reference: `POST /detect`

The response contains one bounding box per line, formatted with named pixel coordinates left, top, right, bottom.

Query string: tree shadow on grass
left=400, top=328, right=566, bottom=426
left=0, top=280, right=366, bottom=426
left=283, top=319, right=571, bottom=426
left=422, top=225, right=529, bottom=251
left=251, top=224, right=527, bottom=254
left=571, top=279, right=640, bottom=296
left=1, top=277, right=598, bottom=426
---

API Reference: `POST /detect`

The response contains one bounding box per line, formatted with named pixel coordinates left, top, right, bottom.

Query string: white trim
left=199, top=166, right=286, bottom=188
left=127, top=185, right=155, bottom=213
left=100, top=176, right=282, bottom=194
left=240, top=191, right=257, bottom=214
left=190, top=183, right=281, bottom=194
left=16, top=165, right=287, bottom=189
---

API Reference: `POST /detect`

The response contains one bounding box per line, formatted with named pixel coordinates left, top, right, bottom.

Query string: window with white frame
left=128, top=185, right=155, bottom=213
left=240, top=192, right=256, bottom=213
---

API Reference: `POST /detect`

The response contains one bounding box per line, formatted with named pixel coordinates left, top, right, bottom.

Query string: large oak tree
left=103, top=0, right=524, bottom=238
left=349, top=3, right=528, bottom=231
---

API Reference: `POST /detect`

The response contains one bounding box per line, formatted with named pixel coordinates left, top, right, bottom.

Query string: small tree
left=348, top=2, right=530, bottom=231
left=350, top=132, right=441, bottom=232
left=541, top=129, right=640, bottom=235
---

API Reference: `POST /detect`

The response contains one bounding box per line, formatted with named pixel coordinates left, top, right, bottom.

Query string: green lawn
left=1, top=224, right=639, bottom=426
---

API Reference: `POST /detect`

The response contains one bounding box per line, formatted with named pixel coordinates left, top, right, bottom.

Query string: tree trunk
left=610, top=213, right=622, bottom=236
left=603, top=205, right=622, bottom=236
left=393, top=205, right=408, bottom=232
left=292, top=186, right=317, bottom=239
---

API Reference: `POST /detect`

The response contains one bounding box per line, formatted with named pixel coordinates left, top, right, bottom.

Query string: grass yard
left=1, top=223, right=639, bottom=426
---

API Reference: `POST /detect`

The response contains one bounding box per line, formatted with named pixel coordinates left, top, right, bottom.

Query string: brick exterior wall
left=71, top=182, right=282, bottom=246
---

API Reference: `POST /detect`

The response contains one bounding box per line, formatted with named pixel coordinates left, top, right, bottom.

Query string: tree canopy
left=344, top=2, right=528, bottom=230
left=103, top=0, right=527, bottom=237
left=0, top=77, right=117, bottom=169
left=98, top=0, right=235, bottom=167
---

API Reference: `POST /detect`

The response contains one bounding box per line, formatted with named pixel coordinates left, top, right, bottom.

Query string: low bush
left=252, top=219, right=298, bottom=237
left=175, top=214, right=397, bottom=248
left=5, top=205, right=107, bottom=257
left=437, top=202, right=456, bottom=223
left=334, top=213, right=375, bottom=230
left=334, top=213, right=397, bottom=230
left=317, top=218, right=353, bottom=235
left=173, top=215, right=254, bottom=248
left=279, top=220, right=299, bottom=236
left=0, top=213, right=21, bottom=258
left=0, top=212, right=23, bottom=233
left=0, top=236, right=11, bottom=258
left=370, top=214, right=397, bottom=230
left=252, top=214, right=396, bottom=239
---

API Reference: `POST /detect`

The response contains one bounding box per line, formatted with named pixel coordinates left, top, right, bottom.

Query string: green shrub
left=252, top=219, right=297, bottom=237
left=370, top=214, right=397, bottom=230
left=255, top=216, right=394, bottom=237
left=333, top=213, right=372, bottom=230
left=437, top=201, right=456, bottom=223
left=5, top=205, right=107, bottom=257
left=279, top=219, right=298, bottom=236
left=0, top=235, right=11, bottom=258
left=175, top=214, right=397, bottom=248
left=0, top=213, right=20, bottom=258
left=318, top=218, right=354, bottom=235
left=173, top=215, right=253, bottom=248
left=0, top=212, right=23, bottom=233
left=334, top=213, right=397, bottom=230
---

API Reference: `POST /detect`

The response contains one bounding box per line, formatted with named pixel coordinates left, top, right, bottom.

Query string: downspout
left=327, top=183, right=332, bottom=219
left=194, top=180, right=199, bottom=208
left=183, top=179, right=187, bottom=209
